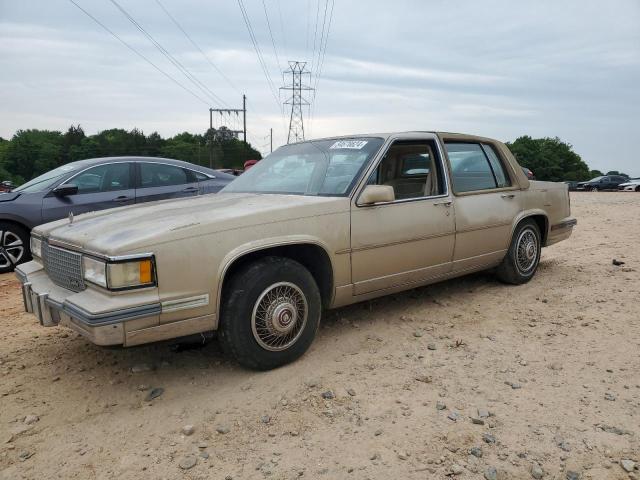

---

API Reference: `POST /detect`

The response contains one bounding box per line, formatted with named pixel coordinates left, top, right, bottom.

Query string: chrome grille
left=42, top=242, right=85, bottom=292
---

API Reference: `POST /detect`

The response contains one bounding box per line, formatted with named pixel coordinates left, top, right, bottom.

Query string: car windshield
left=589, top=176, right=604, bottom=182
left=221, top=137, right=384, bottom=196
left=13, top=163, right=82, bottom=193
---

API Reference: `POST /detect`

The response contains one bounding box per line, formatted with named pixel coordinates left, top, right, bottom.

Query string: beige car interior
left=372, top=143, right=439, bottom=200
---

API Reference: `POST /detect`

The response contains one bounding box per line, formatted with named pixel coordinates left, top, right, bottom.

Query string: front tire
left=219, top=256, right=321, bottom=370
left=591, top=186, right=599, bottom=192
left=496, top=220, right=541, bottom=285
left=0, top=222, right=30, bottom=274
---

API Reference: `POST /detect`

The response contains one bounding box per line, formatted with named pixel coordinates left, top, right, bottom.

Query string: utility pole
left=280, top=61, right=313, bottom=144
left=207, top=95, right=247, bottom=168
left=242, top=94, right=247, bottom=144
left=270, top=128, right=273, bottom=153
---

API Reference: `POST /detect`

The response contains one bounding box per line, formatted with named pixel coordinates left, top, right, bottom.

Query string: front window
left=221, top=138, right=384, bottom=196
left=366, top=141, right=444, bottom=200
left=73, top=163, right=132, bottom=193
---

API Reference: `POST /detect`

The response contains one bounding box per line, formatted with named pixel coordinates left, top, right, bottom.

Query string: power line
left=305, top=0, right=311, bottom=57
left=237, top=0, right=281, bottom=110
left=276, top=0, right=288, bottom=62
left=310, top=0, right=321, bottom=75
left=313, top=0, right=334, bottom=94
left=310, top=0, right=335, bottom=136
left=154, top=0, right=243, bottom=98
left=108, top=0, right=227, bottom=108
left=261, top=0, right=283, bottom=74
left=67, top=0, right=210, bottom=106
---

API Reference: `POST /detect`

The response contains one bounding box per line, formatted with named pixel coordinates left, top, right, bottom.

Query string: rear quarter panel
left=518, top=181, right=571, bottom=241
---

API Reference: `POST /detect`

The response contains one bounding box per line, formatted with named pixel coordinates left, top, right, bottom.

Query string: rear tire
left=219, top=256, right=321, bottom=370
left=496, top=220, right=541, bottom=285
left=0, top=222, right=30, bottom=274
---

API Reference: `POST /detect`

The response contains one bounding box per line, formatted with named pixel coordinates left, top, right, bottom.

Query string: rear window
left=445, top=142, right=511, bottom=193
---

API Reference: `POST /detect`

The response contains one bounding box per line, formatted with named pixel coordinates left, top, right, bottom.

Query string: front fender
left=215, top=235, right=337, bottom=314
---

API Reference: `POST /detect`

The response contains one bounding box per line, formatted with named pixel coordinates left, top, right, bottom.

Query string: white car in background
left=618, top=178, right=640, bottom=192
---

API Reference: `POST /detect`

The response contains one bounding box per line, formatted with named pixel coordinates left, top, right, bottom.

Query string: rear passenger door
left=135, top=162, right=200, bottom=204
left=444, top=142, right=522, bottom=272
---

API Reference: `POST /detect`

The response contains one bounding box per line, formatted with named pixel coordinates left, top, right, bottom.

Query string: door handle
left=501, top=194, right=515, bottom=199
left=182, top=186, right=199, bottom=193
left=113, top=195, right=131, bottom=203
left=433, top=200, right=452, bottom=207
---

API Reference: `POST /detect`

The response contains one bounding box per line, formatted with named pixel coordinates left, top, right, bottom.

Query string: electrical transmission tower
left=280, top=61, right=313, bottom=144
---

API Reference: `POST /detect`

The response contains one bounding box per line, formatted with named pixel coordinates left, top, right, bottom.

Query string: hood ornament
left=68, top=211, right=74, bottom=226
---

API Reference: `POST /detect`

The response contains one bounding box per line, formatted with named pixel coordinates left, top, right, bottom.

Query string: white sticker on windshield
left=330, top=140, right=368, bottom=150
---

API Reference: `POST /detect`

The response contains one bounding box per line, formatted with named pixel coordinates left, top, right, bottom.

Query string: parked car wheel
left=219, top=256, right=321, bottom=370
left=591, top=186, right=599, bottom=192
left=0, top=222, right=30, bottom=274
left=496, top=219, right=541, bottom=285
left=636, top=186, right=640, bottom=192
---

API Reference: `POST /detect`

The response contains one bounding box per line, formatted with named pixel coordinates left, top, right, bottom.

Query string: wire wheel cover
left=251, top=282, right=308, bottom=351
left=516, top=228, right=538, bottom=273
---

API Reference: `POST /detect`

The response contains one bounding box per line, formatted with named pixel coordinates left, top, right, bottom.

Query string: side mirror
left=358, top=185, right=395, bottom=206
left=53, top=183, right=79, bottom=197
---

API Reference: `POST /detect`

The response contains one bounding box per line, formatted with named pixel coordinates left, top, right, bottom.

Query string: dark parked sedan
left=576, top=175, right=627, bottom=191
left=0, top=156, right=233, bottom=272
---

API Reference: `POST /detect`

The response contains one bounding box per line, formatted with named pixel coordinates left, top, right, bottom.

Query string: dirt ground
left=1, top=192, right=639, bottom=480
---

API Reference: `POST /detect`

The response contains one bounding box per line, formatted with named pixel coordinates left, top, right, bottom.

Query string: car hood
left=35, top=193, right=348, bottom=255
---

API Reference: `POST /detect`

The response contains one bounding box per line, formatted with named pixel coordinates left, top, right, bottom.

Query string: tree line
left=0, top=125, right=261, bottom=185
left=0, top=126, right=627, bottom=185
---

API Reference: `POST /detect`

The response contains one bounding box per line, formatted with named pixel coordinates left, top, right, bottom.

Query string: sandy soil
left=1, top=192, right=639, bottom=480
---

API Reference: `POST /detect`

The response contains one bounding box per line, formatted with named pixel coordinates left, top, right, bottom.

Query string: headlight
left=83, top=256, right=107, bottom=288
left=30, top=236, right=42, bottom=258
left=83, top=255, right=155, bottom=290
left=107, top=258, right=155, bottom=290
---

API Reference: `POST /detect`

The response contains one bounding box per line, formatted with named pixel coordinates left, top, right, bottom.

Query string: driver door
left=350, top=137, right=455, bottom=295
left=41, top=162, right=135, bottom=223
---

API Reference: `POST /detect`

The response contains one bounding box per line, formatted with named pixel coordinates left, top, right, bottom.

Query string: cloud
left=0, top=0, right=638, bottom=174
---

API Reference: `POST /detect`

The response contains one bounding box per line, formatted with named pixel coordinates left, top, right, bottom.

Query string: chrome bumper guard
left=21, top=283, right=57, bottom=327
left=19, top=276, right=161, bottom=329
left=22, top=282, right=33, bottom=313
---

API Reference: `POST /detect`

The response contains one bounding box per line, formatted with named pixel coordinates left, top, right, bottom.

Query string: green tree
left=62, top=125, right=85, bottom=163
left=506, top=136, right=591, bottom=182
left=5, top=129, right=64, bottom=182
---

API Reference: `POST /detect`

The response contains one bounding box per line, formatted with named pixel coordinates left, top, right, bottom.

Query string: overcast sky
left=1, top=0, right=639, bottom=174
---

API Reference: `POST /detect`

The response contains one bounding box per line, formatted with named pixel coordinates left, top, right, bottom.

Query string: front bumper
left=16, top=260, right=216, bottom=347
left=16, top=262, right=161, bottom=345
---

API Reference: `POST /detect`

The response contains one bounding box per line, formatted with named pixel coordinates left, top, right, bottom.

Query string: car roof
left=65, top=156, right=233, bottom=179
left=288, top=131, right=501, bottom=145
